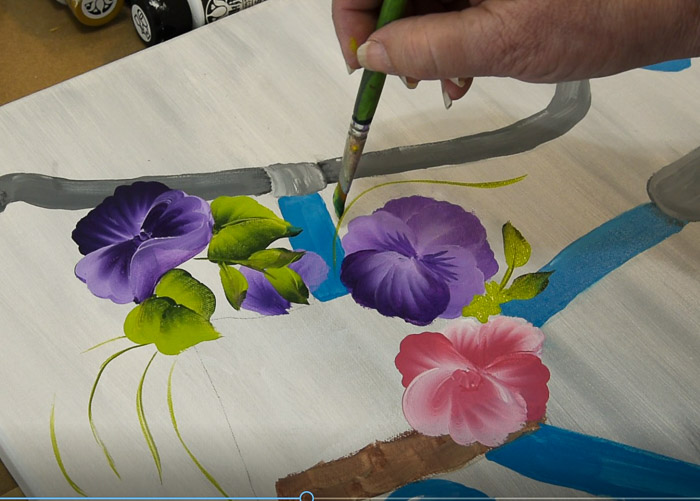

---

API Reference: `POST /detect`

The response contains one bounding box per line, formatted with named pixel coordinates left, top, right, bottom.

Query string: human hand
left=332, top=0, right=700, bottom=106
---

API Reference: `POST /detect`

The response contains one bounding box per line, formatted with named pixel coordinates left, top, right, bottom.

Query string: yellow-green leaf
left=208, top=219, right=302, bottom=263
left=124, top=299, right=220, bottom=356
left=264, top=266, right=309, bottom=305
left=211, top=196, right=283, bottom=232
left=240, top=248, right=304, bottom=271
left=505, top=271, right=554, bottom=301
left=461, top=282, right=507, bottom=323
left=124, top=297, right=173, bottom=345
left=462, top=294, right=502, bottom=323
left=155, top=269, right=216, bottom=320
left=219, top=264, right=248, bottom=310
left=503, top=221, right=531, bottom=269
left=484, top=280, right=505, bottom=298
left=157, top=305, right=221, bottom=356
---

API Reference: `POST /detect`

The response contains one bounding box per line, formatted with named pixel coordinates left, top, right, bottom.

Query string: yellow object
left=349, top=36, right=359, bottom=54
left=64, top=0, right=124, bottom=26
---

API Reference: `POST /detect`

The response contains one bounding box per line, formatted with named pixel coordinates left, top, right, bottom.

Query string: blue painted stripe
left=388, top=479, right=493, bottom=500
left=643, top=59, right=692, bottom=72
left=501, top=203, right=686, bottom=326
left=487, top=424, right=700, bottom=498
left=278, top=194, right=348, bottom=301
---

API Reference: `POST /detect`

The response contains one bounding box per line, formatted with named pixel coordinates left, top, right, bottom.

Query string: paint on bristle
left=333, top=187, right=347, bottom=219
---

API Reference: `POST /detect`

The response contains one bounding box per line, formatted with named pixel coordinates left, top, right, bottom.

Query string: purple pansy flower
left=240, top=251, right=328, bottom=315
left=340, top=196, right=498, bottom=326
left=72, top=182, right=213, bottom=304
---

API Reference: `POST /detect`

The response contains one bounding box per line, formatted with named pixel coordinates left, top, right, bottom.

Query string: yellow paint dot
left=349, top=37, right=359, bottom=54
left=351, top=144, right=359, bottom=152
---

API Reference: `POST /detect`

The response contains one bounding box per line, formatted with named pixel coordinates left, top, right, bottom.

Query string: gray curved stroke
left=647, top=145, right=700, bottom=222
left=0, top=80, right=591, bottom=213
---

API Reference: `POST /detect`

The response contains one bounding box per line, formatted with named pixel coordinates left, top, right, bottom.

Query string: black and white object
left=129, top=0, right=267, bottom=46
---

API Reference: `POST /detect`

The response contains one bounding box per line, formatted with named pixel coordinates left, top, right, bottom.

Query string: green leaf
left=208, top=219, right=302, bottom=263
left=462, top=293, right=502, bottom=323
left=124, top=297, right=173, bottom=345
left=239, top=248, right=305, bottom=271
left=125, top=270, right=220, bottom=355
left=124, top=298, right=220, bottom=356
left=504, top=271, right=554, bottom=301
left=503, top=221, right=531, bottom=269
left=208, top=196, right=302, bottom=263
left=484, top=280, right=505, bottom=298
left=158, top=305, right=221, bottom=356
left=211, top=196, right=284, bottom=232
left=264, top=266, right=309, bottom=305
left=155, top=269, right=216, bottom=320
left=462, top=282, right=507, bottom=323
left=219, top=264, right=248, bottom=310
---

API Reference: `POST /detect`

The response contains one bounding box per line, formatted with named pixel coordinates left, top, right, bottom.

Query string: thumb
left=356, top=8, right=513, bottom=80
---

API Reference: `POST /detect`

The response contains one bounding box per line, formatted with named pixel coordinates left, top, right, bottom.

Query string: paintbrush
left=333, top=0, right=408, bottom=218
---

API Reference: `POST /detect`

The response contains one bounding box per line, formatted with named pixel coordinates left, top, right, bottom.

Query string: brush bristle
left=333, top=185, right=347, bottom=218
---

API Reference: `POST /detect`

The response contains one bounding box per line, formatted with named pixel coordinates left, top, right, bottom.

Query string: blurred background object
left=128, top=0, right=193, bottom=46
left=57, top=0, right=125, bottom=26
left=0, top=0, right=143, bottom=105
left=128, top=0, right=267, bottom=47
left=0, top=0, right=270, bottom=106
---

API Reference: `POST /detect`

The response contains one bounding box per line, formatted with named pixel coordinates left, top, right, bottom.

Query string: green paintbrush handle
left=352, top=0, right=408, bottom=124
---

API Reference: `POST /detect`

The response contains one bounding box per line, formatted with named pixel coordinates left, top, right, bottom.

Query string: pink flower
left=395, top=316, right=550, bottom=447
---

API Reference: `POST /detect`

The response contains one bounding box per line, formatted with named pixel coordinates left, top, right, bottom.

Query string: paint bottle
left=130, top=0, right=193, bottom=46
left=130, top=0, right=268, bottom=46
left=58, top=0, right=125, bottom=26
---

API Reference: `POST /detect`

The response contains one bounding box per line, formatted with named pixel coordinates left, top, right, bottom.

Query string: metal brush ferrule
left=338, top=121, right=371, bottom=194
left=348, top=120, right=371, bottom=139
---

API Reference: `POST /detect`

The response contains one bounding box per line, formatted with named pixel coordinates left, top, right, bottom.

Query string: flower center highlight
left=135, top=229, right=152, bottom=242
left=451, top=369, right=482, bottom=391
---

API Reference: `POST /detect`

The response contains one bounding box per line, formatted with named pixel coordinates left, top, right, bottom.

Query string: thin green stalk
left=88, top=344, right=146, bottom=478
left=137, top=352, right=162, bottom=483
left=332, top=175, right=527, bottom=267
left=82, top=336, right=126, bottom=354
left=168, top=361, right=229, bottom=497
left=499, top=265, right=515, bottom=291
left=50, top=398, right=87, bottom=497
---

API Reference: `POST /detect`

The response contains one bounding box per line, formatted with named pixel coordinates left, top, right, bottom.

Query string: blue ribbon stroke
left=643, top=59, right=692, bottom=72
left=487, top=424, right=700, bottom=498
left=501, top=203, right=686, bottom=326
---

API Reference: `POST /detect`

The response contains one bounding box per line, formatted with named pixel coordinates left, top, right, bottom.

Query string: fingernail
left=449, top=77, right=467, bottom=88
left=442, top=82, right=452, bottom=110
left=346, top=63, right=356, bottom=75
left=399, top=76, right=418, bottom=89
left=357, top=40, right=392, bottom=72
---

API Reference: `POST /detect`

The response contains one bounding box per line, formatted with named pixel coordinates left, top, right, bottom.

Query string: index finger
left=332, top=0, right=384, bottom=69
